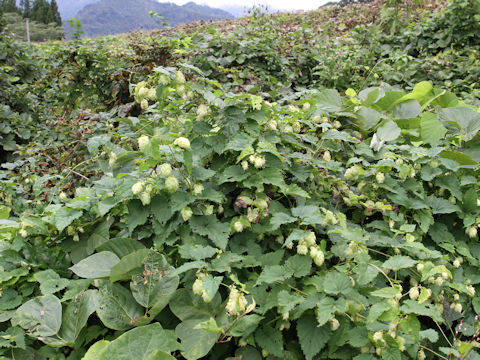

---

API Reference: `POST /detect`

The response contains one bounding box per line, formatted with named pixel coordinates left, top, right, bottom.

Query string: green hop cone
left=165, top=176, right=179, bottom=193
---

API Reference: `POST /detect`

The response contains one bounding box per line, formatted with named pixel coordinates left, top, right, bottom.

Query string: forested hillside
left=71, top=0, right=233, bottom=37
left=1, top=0, right=480, bottom=359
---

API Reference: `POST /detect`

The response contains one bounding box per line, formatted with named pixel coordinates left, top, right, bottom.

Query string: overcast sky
left=168, top=0, right=329, bottom=11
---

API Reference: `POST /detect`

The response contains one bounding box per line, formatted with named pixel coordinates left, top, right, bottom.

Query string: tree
left=0, top=0, right=19, bottom=13
left=22, top=0, right=31, bottom=18
left=49, top=0, right=61, bottom=26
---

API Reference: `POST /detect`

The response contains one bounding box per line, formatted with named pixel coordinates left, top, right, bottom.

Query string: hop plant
left=466, top=226, right=478, bottom=239
left=197, top=104, right=209, bottom=119
left=140, top=99, right=149, bottom=110
left=323, top=150, right=331, bottom=162
left=233, top=221, right=244, bottom=233
left=137, top=135, right=150, bottom=151
left=241, top=160, right=249, bottom=171
left=131, top=181, right=144, bottom=195
left=193, top=184, right=204, bottom=195
left=147, top=88, right=157, bottom=101
left=181, top=207, right=193, bottom=221
left=192, top=278, right=203, bottom=296
left=165, top=176, right=179, bottom=193
left=175, top=70, right=186, bottom=84
left=376, top=172, right=385, bottom=184
left=159, top=163, right=172, bottom=177
left=140, top=192, right=151, bottom=206
left=173, top=137, right=191, bottom=149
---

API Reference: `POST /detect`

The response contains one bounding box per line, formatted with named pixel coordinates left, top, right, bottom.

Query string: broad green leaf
left=130, top=253, right=179, bottom=315
left=170, top=288, right=221, bottom=321
left=377, top=120, right=401, bottom=142
left=440, top=150, right=477, bottom=166
left=297, top=314, right=330, bottom=360
left=146, top=351, right=176, bottom=360
left=370, top=287, right=400, bottom=299
left=255, top=326, right=284, bottom=357
left=394, top=99, right=421, bottom=119
left=96, top=237, right=146, bottom=258
left=99, top=323, right=180, bottom=360
left=383, top=256, right=417, bottom=271
left=281, top=183, right=310, bottom=198
left=59, top=290, right=97, bottom=344
left=33, top=270, right=69, bottom=295
left=393, top=81, right=433, bottom=106
left=86, top=218, right=114, bottom=255
left=439, top=106, right=480, bottom=141
left=229, top=314, right=263, bottom=337
left=11, top=295, right=62, bottom=337
left=95, top=281, right=144, bottom=330
left=193, top=317, right=222, bottom=333
left=176, top=319, right=220, bottom=360
left=355, top=106, right=383, bottom=130
left=421, top=113, right=447, bottom=145
left=201, top=275, right=222, bottom=302
left=314, top=89, right=343, bottom=112
left=70, top=251, right=120, bottom=279
left=82, top=340, right=109, bottom=360
left=110, top=248, right=151, bottom=282
left=0, top=289, right=22, bottom=311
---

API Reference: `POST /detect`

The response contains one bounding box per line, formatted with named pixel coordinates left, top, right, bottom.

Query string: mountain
left=68, top=0, right=233, bottom=37
left=57, top=0, right=99, bottom=20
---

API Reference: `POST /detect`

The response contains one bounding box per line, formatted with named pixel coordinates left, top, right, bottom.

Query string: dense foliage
left=1, top=1, right=480, bottom=359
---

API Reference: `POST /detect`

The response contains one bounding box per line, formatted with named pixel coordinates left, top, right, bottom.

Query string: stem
left=435, top=320, right=453, bottom=347
left=420, top=345, right=449, bottom=360
left=368, top=263, right=394, bottom=287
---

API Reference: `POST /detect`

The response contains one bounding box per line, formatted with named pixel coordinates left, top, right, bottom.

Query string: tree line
left=0, top=0, right=61, bottom=26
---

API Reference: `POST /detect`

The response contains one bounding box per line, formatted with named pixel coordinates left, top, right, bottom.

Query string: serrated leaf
left=278, top=290, right=304, bottom=314
left=33, top=270, right=70, bottom=295
left=383, top=256, right=417, bottom=271
left=86, top=218, right=114, bottom=254
left=255, top=326, right=284, bottom=357
left=269, top=212, right=297, bottom=230
left=315, top=296, right=336, bottom=326
left=189, top=215, right=229, bottom=250
left=297, top=314, right=330, bottom=360
left=421, top=113, right=447, bottom=145
left=229, top=314, right=263, bottom=337
left=126, top=200, right=150, bottom=233
left=323, top=271, right=353, bottom=295
left=255, top=265, right=290, bottom=286
left=282, top=183, right=310, bottom=198
left=426, top=195, right=460, bottom=214
left=70, top=252, right=120, bottom=279
left=377, top=120, right=400, bottom=142
left=370, top=287, right=400, bottom=299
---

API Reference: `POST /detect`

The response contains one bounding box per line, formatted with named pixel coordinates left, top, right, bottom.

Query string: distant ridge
left=65, top=0, right=233, bottom=37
